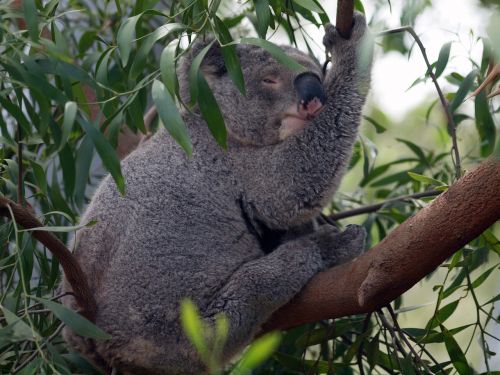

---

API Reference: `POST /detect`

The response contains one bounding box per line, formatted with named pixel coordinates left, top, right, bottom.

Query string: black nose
left=293, top=72, right=327, bottom=111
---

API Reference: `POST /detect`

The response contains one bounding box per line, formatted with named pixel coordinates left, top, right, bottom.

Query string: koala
left=61, top=14, right=372, bottom=375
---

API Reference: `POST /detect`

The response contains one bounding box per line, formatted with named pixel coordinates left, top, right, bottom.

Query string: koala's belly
left=65, top=188, right=262, bottom=372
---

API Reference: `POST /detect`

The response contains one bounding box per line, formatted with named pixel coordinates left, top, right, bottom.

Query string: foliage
left=0, top=0, right=498, bottom=374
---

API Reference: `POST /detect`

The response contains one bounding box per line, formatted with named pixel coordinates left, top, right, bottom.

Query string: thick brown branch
left=262, top=158, right=500, bottom=332
left=336, top=0, right=354, bottom=38
left=0, top=197, right=96, bottom=321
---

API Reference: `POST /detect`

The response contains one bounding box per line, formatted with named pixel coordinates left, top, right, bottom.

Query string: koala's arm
left=245, top=14, right=372, bottom=228
left=202, top=225, right=364, bottom=356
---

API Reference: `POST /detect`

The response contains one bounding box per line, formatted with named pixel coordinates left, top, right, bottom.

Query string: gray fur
left=62, top=14, right=372, bottom=375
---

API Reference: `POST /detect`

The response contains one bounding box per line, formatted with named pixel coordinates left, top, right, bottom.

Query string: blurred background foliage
left=0, top=0, right=498, bottom=373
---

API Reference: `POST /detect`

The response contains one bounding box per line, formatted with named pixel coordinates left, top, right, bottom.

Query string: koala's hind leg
left=202, top=225, right=365, bottom=362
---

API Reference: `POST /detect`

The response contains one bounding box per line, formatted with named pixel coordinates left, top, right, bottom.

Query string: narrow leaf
left=160, top=41, right=179, bottom=97
left=214, top=16, right=245, bottom=95
left=61, top=101, right=77, bottom=148
left=234, top=332, right=281, bottom=372
left=434, top=42, right=452, bottom=78
left=152, top=80, right=192, bottom=155
left=188, top=41, right=216, bottom=105
left=254, top=0, right=270, bottom=38
left=23, top=0, right=39, bottom=41
left=79, top=118, right=125, bottom=195
left=197, top=74, right=227, bottom=148
left=293, top=0, right=323, bottom=13
left=449, top=70, right=477, bottom=113
left=117, top=14, right=142, bottom=66
left=240, top=38, right=304, bottom=72
left=474, top=91, right=496, bottom=157
left=33, top=298, right=111, bottom=339
left=441, top=325, right=471, bottom=375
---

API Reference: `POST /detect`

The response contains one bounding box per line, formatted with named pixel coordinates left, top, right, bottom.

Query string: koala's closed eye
left=262, top=78, right=278, bottom=84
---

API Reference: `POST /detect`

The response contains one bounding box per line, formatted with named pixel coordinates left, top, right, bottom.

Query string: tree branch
left=336, top=0, right=354, bottom=38
left=262, top=158, right=500, bottom=333
left=324, top=190, right=441, bottom=222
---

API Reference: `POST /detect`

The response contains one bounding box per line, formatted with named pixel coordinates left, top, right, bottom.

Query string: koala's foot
left=308, top=224, right=366, bottom=268
left=323, top=12, right=368, bottom=51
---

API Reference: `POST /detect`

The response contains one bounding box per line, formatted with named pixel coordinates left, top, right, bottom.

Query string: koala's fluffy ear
left=190, top=38, right=227, bottom=77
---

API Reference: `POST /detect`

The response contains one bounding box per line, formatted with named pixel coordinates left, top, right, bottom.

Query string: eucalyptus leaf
left=152, top=80, right=192, bottom=156
left=79, top=117, right=125, bottom=195
left=33, top=298, right=111, bottom=339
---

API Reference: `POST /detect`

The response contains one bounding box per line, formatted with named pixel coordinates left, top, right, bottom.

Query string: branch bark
left=336, top=0, right=354, bottom=38
left=262, top=158, right=500, bottom=333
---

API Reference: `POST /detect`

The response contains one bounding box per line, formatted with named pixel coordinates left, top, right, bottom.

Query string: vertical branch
left=336, top=0, right=354, bottom=38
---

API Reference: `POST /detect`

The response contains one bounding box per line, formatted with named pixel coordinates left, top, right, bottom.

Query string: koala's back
left=62, top=124, right=261, bottom=373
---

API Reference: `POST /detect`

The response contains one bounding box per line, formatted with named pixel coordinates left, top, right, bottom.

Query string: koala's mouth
left=279, top=105, right=324, bottom=140
left=279, top=114, right=308, bottom=140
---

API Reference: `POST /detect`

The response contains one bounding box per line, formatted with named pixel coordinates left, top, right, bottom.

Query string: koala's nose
left=293, top=72, right=326, bottom=118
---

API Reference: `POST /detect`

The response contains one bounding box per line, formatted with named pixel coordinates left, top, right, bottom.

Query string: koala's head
left=179, top=40, right=326, bottom=146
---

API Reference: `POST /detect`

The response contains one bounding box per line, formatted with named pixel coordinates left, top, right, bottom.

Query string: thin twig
left=324, top=190, right=441, bottom=222
left=377, top=311, right=407, bottom=372
left=377, top=27, right=461, bottom=180
left=386, top=305, right=434, bottom=374
left=357, top=313, right=372, bottom=375
left=12, top=323, right=65, bottom=373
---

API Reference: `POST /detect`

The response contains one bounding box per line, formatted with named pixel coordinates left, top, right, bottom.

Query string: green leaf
left=366, top=333, right=379, bottom=369
left=396, top=138, right=427, bottom=164
left=0, top=306, right=40, bottom=341
left=79, top=118, right=125, bottom=195
left=30, top=161, right=47, bottom=195
left=160, top=41, right=179, bottom=97
left=33, top=298, right=111, bottom=339
left=61, top=101, right=77, bottom=149
left=19, top=221, right=95, bottom=233
left=214, top=16, right=245, bottom=95
left=354, top=0, right=366, bottom=13
left=152, top=80, right=192, bottom=155
left=407, top=172, right=446, bottom=187
left=441, top=325, right=472, bottom=375
left=293, top=0, right=323, bottom=13
left=472, top=264, right=498, bottom=288
left=180, top=299, right=207, bottom=357
left=363, top=115, right=386, bottom=133
left=449, top=70, right=477, bottom=113
left=117, top=14, right=142, bottom=66
left=74, top=135, right=94, bottom=207
left=188, top=41, right=216, bottom=105
left=474, top=91, right=496, bottom=157
left=59, top=144, right=76, bottom=198
left=95, top=47, right=115, bottom=85
left=130, top=23, right=185, bottom=79
left=233, top=332, right=281, bottom=373
left=240, top=38, right=304, bottom=72
left=197, top=74, right=227, bottom=149
left=428, top=300, right=459, bottom=329
left=23, top=0, right=39, bottom=41
left=254, top=0, right=270, bottom=38
left=434, top=42, right=452, bottom=78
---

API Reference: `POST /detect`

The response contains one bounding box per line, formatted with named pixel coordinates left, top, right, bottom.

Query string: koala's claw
left=312, top=224, right=366, bottom=268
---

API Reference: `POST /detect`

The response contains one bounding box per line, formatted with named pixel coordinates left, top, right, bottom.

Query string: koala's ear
left=190, top=38, right=227, bottom=77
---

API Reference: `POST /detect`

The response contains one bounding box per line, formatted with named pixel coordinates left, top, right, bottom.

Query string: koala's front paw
left=323, top=12, right=368, bottom=52
left=310, top=224, right=366, bottom=268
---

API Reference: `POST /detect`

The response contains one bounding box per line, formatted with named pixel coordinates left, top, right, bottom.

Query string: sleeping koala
left=61, top=13, right=372, bottom=375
